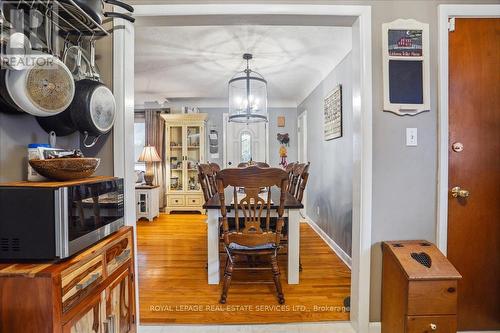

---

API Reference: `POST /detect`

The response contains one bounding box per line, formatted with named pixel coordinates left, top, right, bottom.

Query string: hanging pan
left=38, top=40, right=116, bottom=147
left=0, top=17, right=75, bottom=117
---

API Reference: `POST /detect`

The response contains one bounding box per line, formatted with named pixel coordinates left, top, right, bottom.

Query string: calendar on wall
left=324, top=84, right=342, bottom=141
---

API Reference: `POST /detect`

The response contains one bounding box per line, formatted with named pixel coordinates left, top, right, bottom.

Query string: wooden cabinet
left=0, top=227, right=136, bottom=333
left=381, top=240, right=461, bottom=333
left=135, top=185, right=160, bottom=221
left=161, top=113, right=207, bottom=214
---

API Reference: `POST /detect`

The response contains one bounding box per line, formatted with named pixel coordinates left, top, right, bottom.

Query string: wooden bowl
left=29, top=158, right=100, bottom=181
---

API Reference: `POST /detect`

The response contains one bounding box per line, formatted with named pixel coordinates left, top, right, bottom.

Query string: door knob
left=451, top=186, right=470, bottom=198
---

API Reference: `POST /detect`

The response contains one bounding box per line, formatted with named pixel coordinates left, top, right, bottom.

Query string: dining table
left=203, top=188, right=304, bottom=285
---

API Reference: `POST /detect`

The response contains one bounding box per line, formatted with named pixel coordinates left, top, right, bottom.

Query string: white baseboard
left=366, top=322, right=500, bottom=333
left=369, top=322, right=381, bottom=333
left=304, top=215, right=352, bottom=269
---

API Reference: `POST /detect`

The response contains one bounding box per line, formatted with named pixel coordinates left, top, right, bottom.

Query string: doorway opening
left=113, top=4, right=372, bottom=331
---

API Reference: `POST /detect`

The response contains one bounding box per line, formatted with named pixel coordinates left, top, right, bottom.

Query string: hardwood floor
left=137, top=214, right=351, bottom=324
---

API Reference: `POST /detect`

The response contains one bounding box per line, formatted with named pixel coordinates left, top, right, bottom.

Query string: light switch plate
left=406, top=128, right=418, bottom=146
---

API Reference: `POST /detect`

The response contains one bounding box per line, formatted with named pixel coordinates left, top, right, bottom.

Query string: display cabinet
left=161, top=113, right=207, bottom=214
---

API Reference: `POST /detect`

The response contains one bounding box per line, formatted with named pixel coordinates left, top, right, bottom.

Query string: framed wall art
left=324, top=84, right=342, bottom=141
left=382, top=19, right=430, bottom=115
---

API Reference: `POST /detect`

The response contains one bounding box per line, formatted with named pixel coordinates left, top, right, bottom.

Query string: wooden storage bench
left=382, top=240, right=461, bottom=333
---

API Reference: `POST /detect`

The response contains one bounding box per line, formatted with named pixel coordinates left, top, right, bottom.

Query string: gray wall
left=0, top=113, right=80, bottom=182
left=200, top=107, right=297, bottom=167
left=298, top=52, right=353, bottom=256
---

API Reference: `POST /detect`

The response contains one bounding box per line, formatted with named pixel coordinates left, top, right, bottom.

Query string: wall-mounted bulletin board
left=382, top=19, right=430, bottom=116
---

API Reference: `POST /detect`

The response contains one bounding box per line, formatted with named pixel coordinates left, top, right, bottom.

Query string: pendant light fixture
left=228, top=53, right=268, bottom=123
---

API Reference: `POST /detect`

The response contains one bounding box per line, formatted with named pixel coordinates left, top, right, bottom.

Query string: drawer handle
left=447, top=287, right=456, bottom=293
left=104, top=314, right=116, bottom=333
left=430, top=323, right=437, bottom=330
left=115, top=248, right=131, bottom=264
left=192, top=200, right=196, bottom=203
left=76, top=273, right=100, bottom=290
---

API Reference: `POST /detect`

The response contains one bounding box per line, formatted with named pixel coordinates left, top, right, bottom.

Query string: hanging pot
left=1, top=54, right=75, bottom=117
left=35, top=104, right=77, bottom=136
left=69, top=79, right=116, bottom=147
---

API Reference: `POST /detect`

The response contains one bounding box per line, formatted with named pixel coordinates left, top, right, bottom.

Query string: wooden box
left=382, top=240, right=461, bottom=333
left=0, top=227, right=136, bottom=333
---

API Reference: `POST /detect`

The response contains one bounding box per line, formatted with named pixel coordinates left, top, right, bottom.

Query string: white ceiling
left=135, top=25, right=352, bottom=107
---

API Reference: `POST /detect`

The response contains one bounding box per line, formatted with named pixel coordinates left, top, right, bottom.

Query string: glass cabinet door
left=185, top=126, right=202, bottom=192
left=168, top=126, right=183, bottom=192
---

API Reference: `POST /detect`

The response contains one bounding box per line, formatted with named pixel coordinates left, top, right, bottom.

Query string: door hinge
left=448, top=17, right=455, bottom=32
left=132, top=314, right=136, bottom=324
left=130, top=272, right=134, bottom=283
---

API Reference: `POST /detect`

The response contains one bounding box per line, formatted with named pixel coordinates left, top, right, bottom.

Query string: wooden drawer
left=407, top=280, right=457, bottom=316
left=186, top=195, right=202, bottom=206
left=406, top=315, right=456, bottom=333
left=106, top=232, right=132, bottom=277
left=168, top=195, right=185, bottom=206
left=61, top=255, right=104, bottom=313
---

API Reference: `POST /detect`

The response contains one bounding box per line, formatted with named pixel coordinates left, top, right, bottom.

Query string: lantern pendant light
left=228, top=53, right=268, bottom=123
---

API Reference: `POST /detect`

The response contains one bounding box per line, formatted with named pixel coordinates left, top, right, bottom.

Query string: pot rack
left=2, top=0, right=135, bottom=42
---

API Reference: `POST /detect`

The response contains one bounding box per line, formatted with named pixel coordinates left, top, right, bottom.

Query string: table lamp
left=138, top=146, right=162, bottom=185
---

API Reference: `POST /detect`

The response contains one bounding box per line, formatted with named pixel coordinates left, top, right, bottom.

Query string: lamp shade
left=138, top=146, right=162, bottom=162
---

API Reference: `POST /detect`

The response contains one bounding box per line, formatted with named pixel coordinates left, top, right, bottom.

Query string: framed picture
left=324, top=84, right=342, bottom=141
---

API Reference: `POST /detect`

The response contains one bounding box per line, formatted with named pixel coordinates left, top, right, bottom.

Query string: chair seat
left=228, top=242, right=276, bottom=251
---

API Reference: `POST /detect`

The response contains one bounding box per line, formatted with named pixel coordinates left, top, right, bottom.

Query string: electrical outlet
left=317, top=206, right=320, bottom=216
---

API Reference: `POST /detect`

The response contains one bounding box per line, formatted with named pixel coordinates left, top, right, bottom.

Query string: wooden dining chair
left=238, top=161, right=270, bottom=168
left=282, top=162, right=310, bottom=271
left=294, top=162, right=310, bottom=203
left=285, top=162, right=296, bottom=192
left=216, top=166, right=288, bottom=304
left=209, top=162, right=221, bottom=173
left=197, top=163, right=217, bottom=202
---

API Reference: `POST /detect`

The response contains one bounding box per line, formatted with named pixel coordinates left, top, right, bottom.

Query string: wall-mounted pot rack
left=2, top=0, right=134, bottom=42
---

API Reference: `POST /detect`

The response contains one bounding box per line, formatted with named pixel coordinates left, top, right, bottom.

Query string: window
left=134, top=116, right=146, bottom=171
left=240, top=131, right=252, bottom=163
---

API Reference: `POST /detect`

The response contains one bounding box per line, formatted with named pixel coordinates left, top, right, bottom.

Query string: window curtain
left=145, top=110, right=166, bottom=209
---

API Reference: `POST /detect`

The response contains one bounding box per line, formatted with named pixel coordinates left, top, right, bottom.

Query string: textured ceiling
left=135, top=25, right=352, bottom=107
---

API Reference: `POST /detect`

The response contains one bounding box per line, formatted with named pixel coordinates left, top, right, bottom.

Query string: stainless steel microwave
left=0, top=177, right=124, bottom=260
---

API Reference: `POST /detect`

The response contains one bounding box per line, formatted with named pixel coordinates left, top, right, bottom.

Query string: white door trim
left=119, top=4, right=372, bottom=331
left=436, top=4, right=500, bottom=254
left=112, top=12, right=138, bottom=322
left=222, top=113, right=270, bottom=167
left=297, top=110, right=308, bottom=213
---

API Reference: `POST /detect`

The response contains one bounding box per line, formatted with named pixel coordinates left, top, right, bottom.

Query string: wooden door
left=63, top=292, right=104, bottom=333
left=447, top=18, right=500, bottom=331
left=105, top=268, right=135, bottom=333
